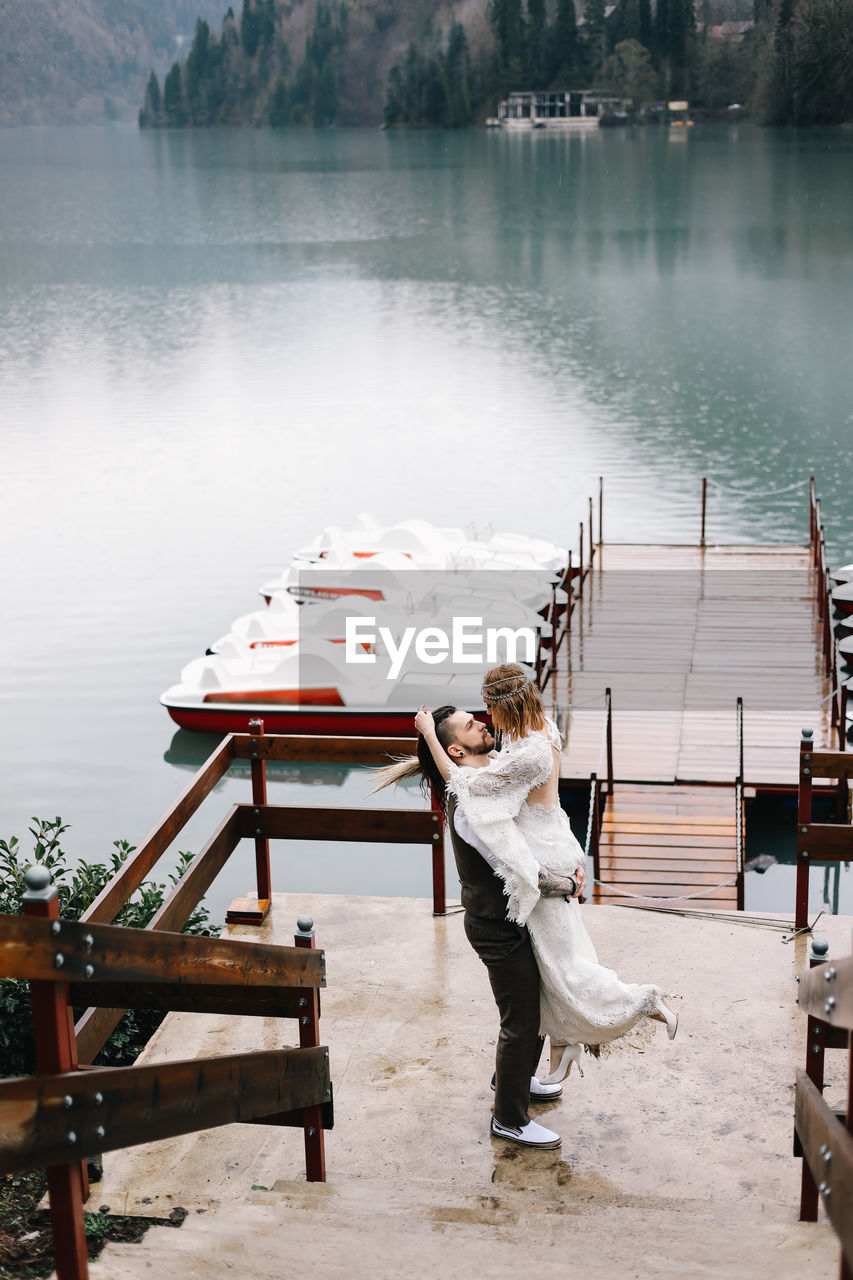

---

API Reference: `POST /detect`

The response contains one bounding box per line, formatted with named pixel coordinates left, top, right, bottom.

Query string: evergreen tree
left=583, top=0, right=608, bottom=74
left=163, top=62, right=184, bottom=125
left=489, top=0, right=527, bottom=88
left=139, top=70, right=162, bottom=127
left=241, top=0, right=263, bottom=57
left=269, top=77, right=289, bottom=125
left=443, top=22, right=472, bottom=125
left=553, top=0, right=580, bottom=81
left=638, top=0, right=653, bottom=51
left=527, top=0, right=548, bottom=83
left=184, top=19, right=211, bottom=115
left=614, top=0, right=641, bottom=46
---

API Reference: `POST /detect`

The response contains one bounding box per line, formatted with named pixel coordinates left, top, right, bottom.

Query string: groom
left=427, top=706, right=584, bottom=1152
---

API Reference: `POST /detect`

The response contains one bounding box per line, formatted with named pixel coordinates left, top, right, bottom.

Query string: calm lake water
left=1, top=123, right=852, bottom=921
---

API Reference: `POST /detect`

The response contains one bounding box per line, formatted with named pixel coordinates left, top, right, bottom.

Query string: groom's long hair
left=368, top=704, right=457, bottom=815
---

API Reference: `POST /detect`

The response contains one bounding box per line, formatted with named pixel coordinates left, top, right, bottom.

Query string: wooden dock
left=549, top=539, right=838, bottom=909
left=596, top=782, right=740, bottom=909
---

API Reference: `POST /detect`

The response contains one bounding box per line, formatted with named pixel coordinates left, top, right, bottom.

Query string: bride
left=415, top=663, right=678, bottom=1082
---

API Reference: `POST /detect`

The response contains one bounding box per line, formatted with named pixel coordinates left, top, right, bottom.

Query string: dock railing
left=735, top=696, right=745, bottom=911
left=0, top=870, right=331, bottom=1280
left=794, top=933, right=853, bottom=1277
left=584, top=687, right=614, bottom=892
left=795, top=730, right=853, bottom=929
left=72, top=720, right=440, bottom=1066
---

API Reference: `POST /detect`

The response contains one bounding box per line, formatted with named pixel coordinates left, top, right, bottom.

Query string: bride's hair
left=367, top=704, right=457, bottom=815
left=481, top=663, right=545, bottom=740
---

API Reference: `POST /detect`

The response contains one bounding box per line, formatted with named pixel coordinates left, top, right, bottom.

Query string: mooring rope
left=591, top=875, right=739, bottom=902
left=704, top=477, right=811, bottom=498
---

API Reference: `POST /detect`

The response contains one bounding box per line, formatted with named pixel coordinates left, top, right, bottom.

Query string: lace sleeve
left=448, top=735, right=553, bottom=805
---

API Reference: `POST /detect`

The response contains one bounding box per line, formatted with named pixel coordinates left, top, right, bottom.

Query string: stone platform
left=82, top=895, right=850, bottom=1279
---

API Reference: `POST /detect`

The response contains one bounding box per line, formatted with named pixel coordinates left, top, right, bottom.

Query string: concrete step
left=83, top=1177, right=838, bottom=1280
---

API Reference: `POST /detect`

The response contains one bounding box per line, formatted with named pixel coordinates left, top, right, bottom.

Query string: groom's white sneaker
left=490, top=1117, right=562, bottom=1150
left=490, top=1073, right=563, bottom=1101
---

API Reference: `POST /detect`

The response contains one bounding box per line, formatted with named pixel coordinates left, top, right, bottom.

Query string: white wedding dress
left=447, top=718, right=662, bottom=1052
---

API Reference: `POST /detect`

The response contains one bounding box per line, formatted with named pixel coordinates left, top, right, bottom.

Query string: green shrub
left=0, top=818, right=217, bottom=1079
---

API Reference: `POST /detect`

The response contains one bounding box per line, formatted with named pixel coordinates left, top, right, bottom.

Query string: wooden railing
left=795, top=733, right=853, bottom=929
left=0, top=867, right=331, bottom=1280
left=71, top=721, right=441, bottom=1064
left=794, top=933, right=853, bottom=1278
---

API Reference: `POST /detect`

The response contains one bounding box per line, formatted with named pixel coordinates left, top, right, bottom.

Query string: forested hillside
left=0, top=0, right=224, bottom=124
left=139, top=0, right=853, bottom=131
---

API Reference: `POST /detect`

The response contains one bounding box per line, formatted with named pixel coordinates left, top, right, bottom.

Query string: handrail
left=0, top=868, right=332, bottom=1280
left=68, top=723, right=446, bottom=1066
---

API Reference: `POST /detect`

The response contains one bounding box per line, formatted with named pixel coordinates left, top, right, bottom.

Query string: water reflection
left=2, top=123, right=852, bottom=913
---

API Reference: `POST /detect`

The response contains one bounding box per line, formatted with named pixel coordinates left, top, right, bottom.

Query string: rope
left=612, top=904, right=809, bottom=932
left=704, top=477, right=810, bottom=498
left=592, top=875, right=739, bottom=902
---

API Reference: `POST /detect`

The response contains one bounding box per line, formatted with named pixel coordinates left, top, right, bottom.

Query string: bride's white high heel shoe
left=540, top=1043, right=584, bottom=1085
left=655, top=999, right=679, bottom=1040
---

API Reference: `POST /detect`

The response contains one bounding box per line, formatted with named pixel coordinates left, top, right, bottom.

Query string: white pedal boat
left=161, top=638, right=535, bottom=736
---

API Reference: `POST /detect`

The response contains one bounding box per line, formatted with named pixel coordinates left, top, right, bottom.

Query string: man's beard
left=470, top=737, right=494, bottom=755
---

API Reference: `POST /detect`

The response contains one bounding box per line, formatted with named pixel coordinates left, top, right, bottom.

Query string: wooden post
left=598, top=475, right=603, bottom=546
left=578, top=522, right=584, bottom=597
left=799, top=936, right=830, bottom=1222
left=431, top=803, right=446, bottom=916
left=808, top=475, right=816, bottom=560
left=225, top=718, right=272, bottom=925
left=588, top=496, right=594, bottom=567
left=700, top=477, right=707, bottom=547
left=249, top=719, right=271, bottom=905
left=294, top=917, right=326, bottom=1183
left=796, top=729, right=814, bottom=930
left=22, top=868, right=89, bottom=1280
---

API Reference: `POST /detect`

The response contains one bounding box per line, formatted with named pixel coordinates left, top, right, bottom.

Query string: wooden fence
left=794, top=934, right=853, bottom=1279
left=0, top=870, right=330, bottom=1280
left=795, top=734, right=852, bottom=929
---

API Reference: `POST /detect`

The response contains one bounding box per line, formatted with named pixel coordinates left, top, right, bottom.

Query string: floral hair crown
left=481, top=673, right=533, bottom=702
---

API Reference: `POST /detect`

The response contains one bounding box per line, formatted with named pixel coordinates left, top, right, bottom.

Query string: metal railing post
left=735, top=697, right=745, bottom=912
left=294, top=916, right=326, bottom=1183
left=430, top=803, right=446, bottom=915
left=798, top=935, right=830, bottom=1222
left=22, top=867, right=89, bottom=1280
left=700, top=477, right=707, bottom=547
left=598, top=475, right=603, bottom=546
left=249, top=718, right=272, bottom=909
left=796, top=729, right=814, bottom=930
left=605, top=687, right=614, bottom=799
left=578, top=521, right=584, bottom=596
left=590, top=772, right=600, bottom=888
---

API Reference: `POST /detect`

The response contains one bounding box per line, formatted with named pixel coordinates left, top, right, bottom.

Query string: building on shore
left=497, top=90, right=602, bottom=129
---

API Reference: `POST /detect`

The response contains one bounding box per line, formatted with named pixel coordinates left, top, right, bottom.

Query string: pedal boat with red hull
left=160, top=642, right=506, bottom=737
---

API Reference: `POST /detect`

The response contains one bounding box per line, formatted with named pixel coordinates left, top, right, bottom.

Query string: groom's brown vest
left=446, top=794, right=513, bottom=922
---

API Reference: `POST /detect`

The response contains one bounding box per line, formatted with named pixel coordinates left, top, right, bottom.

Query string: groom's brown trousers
left=447, top=796, right=544, bottom=1130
